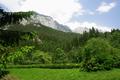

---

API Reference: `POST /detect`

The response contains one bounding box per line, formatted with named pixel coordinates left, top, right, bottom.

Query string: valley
left=0, top=8, right=120, bottom=80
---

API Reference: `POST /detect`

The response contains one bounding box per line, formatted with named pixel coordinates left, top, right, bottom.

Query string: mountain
left=0, top=7, right=71, bottom=32
left=20, top=12, right=71, bottom=32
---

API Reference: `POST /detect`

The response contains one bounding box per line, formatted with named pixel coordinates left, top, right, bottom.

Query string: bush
left=7, top=64, right=80, bottom=69
left=80, top=38, right=114, bottom=72
left=111, top=48, right=120, bottom=68
left=32, top=50, right=52, bottom=64
left=53, top=48, right=68, bottom=64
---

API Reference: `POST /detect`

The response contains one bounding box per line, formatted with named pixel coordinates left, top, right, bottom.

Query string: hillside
left=1, top=23, right=81, bottom=52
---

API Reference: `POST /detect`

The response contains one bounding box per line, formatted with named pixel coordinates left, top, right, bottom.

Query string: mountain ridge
left=20, top=11, right=71, bottom=32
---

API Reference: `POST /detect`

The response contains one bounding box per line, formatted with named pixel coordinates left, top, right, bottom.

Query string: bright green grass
left=9, top=68, right=120, bottom=80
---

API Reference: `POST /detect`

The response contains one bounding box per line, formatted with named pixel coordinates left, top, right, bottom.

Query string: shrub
left=32, top=50, right=52, bottom=64
left=7, top=64, right=80, bottom=69
left=80, top=38, right=113, bottom=72
left=53, top=48, right=68, bottom=64
left=111, top=48, right=120, bottom=68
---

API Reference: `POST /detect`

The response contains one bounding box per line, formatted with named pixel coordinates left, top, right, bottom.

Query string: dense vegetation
left=0, top=8, right=120, bottom=79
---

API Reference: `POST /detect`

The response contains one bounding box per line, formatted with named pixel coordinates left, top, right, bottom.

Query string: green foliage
left=80, top=38, right=113, bottom=71
left=7, top=46, right=34, bottom=64
left=110, top=30, right=120, bottom=49
left=32, top=50, right=52, bottom=64
left=111, top=48, right=120, bottom=68
left=0, top=45, right=11, bottom=78
left=0, top=30, right=35, bottom=46
left=68, top=48, right=82, bottom=63
left=0, top=45, right=12, bottom=69
left=53, top=48, right=68, bottom=64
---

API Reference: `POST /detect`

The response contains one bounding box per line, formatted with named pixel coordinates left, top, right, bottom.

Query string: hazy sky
left=0, top=0, right=120, bottom=31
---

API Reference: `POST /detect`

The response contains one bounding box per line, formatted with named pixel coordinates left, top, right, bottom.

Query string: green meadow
left=9, top=68, right=120, bottom=80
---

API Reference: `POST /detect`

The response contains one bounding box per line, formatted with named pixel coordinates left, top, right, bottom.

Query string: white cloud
left=66, top=21, right=112, bottom=32
left=96, top=2, right=116, bottom=13
left=18, top=0, right=26, bottom=6
left=21, top=0, right=84, bottom=24
left=0, top=0, right=21, bottom=11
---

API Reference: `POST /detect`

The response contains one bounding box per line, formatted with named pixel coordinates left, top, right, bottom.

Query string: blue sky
left=0, top=0, right=120, bottom=31
left=71, top=0, right=120, bottom=29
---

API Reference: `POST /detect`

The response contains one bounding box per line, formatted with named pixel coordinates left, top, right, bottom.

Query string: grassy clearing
left=8, top=68, right=120, bottom=80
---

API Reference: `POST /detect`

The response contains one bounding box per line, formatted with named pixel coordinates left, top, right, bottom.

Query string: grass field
left=9, top=68, right=120, bottom=80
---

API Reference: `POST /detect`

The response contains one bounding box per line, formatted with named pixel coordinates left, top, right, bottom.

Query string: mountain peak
left=19, top=11, right=71, bottom=32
